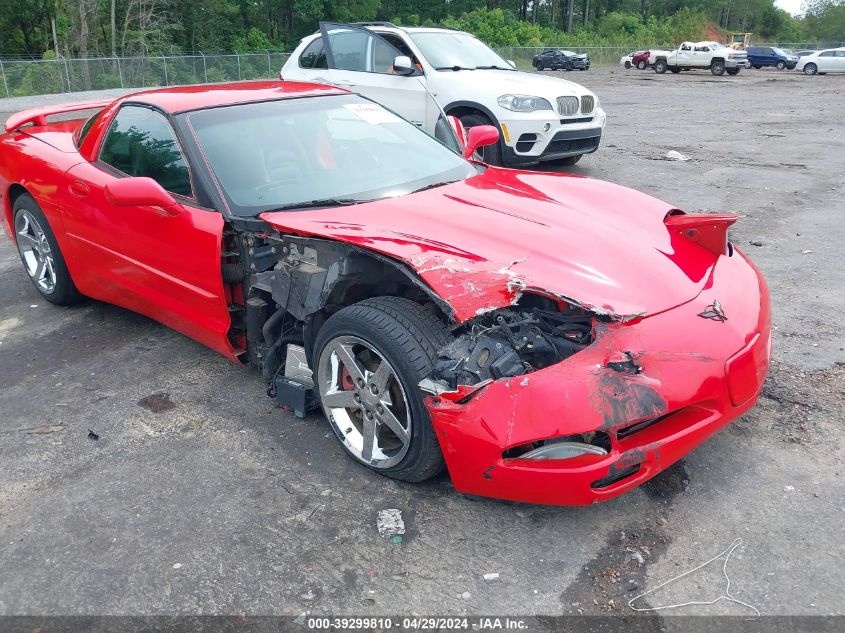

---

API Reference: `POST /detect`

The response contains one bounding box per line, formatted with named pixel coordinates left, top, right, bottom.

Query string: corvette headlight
left=497, top=94, right=553, bottom=112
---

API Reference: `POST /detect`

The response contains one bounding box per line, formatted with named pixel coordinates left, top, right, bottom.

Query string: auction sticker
left=342, top=103, right=401, bottom=124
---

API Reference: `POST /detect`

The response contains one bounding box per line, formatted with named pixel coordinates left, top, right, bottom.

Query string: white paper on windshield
left=343, top=103, right=401, bottom=125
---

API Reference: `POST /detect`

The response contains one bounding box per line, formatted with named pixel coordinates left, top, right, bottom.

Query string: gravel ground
left=0, top=67, right=842, bottom=622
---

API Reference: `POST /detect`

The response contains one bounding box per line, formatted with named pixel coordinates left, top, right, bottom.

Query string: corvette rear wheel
left=314, top=297, right=449, bottom=483
left=13, top=194, right=81, bottom=305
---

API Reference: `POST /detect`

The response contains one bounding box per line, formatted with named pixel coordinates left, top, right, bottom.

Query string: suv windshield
left=409, top=31, right=513, bottom=70
left=184, top=94, right=474, bottom=216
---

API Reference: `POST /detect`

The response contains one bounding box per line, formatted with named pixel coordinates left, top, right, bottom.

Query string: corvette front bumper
left=426, top=249, right=771, bottom=506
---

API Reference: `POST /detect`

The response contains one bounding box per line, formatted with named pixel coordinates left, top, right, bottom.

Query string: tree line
left=2, top=0, right=843, bottom=59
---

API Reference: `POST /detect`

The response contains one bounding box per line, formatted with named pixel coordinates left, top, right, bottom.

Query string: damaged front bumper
left=426, top=250, right=771, bottom=506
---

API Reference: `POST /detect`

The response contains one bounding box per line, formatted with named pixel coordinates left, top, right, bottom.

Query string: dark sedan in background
left=533, top=49, right=591, bottom=71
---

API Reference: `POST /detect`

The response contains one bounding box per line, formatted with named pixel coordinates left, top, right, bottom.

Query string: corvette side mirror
left=463, top=125, right=499, bottom=160
left=393, top=55, right=415, bottom=76
left=105, top=177, right=180, bottom=215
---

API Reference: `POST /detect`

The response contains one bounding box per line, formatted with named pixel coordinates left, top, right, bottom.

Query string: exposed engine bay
left=432, top=304, right=594, bottom=389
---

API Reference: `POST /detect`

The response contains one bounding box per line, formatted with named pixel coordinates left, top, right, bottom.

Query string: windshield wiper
left=475, top=64, right=514, bottom=70
left=269, top=198, right=365, bottom=212
left=435, top=65, right=475, bottom=71
left=409, top=181, right=458, bottom=195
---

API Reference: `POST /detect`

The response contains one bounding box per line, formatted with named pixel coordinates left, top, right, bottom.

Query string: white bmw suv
left=281, top=22, right=606, bottom=167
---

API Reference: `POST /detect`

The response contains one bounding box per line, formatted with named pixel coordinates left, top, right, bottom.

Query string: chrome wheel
left=15, top=209, right=56, bottom=294
left=317, top=335, right=412, bottom=469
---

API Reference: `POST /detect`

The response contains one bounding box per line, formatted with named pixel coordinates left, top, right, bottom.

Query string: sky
left=775, top=0, right=803, bottom=15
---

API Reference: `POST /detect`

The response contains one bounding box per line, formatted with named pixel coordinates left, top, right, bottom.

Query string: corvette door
left=319, top=22, right=432, bottom=130
left=60, top=104, right=235, bottom=358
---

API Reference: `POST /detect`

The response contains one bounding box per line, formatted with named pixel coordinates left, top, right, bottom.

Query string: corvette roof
left=122, top=80, right=347, bottom=114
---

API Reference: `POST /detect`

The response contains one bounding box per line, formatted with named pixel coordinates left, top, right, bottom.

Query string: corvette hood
left=261, top=169, right=719, bottom=323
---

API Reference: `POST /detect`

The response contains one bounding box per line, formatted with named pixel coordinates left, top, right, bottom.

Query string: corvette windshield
left=184, top=94, right=474, bottom=216
left=410, top=32, right=513, bottom=70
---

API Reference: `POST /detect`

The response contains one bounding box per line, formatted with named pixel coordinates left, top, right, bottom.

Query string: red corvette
left=0, top=81, right=770, bottom=505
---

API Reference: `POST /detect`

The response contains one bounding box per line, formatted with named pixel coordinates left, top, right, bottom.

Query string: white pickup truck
left=650, top=41, right=748, bottom=76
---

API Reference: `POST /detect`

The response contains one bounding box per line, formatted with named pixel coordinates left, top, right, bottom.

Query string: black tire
left=624, top=61, right=631, bottom=69
left=551, top=154, right=582, bottom=167
left=314, top=297, right=450, bottom=483
left=637, top=60, right=647, bottom=70
left=12, top=193, right=82, bottom=305
left=670, top=67, right=681, bottom=74
left=776, top=61, right=786, bottom=70
left=803, top=63, right=817, bottom=75
left=534, top=61, right=544, bottom=71
left=459, top=113, right=503, bottom=166
left=753, top=64, right=762, bottom=69
left=654, top=59, right=668, bottom=74
left=727, top=67, right=741, bottom=75
left=711, top=59, right=726, bottom=76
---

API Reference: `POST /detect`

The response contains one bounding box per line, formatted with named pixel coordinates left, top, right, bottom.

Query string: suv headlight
left=497, top=94, right=553, bottom=112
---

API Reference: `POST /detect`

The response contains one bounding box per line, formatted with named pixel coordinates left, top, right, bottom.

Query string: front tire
left=314, top=297, right=449, bottom=483
left=776, top=61, right=786, bottom=70
left=711, top=60, right=726, bottom=76
left=534, top=61, right=544, bottom=71
left=13, top=194, right=81, bottom=305
left=670, top=67, right=681, bottom=74
left=654, top=59, right=668, bottom=74
left=459, top=113, right=504, bottom=166
left=551, top=155, right=582, bottom=167
left=804, top=63, right=817, bottom=75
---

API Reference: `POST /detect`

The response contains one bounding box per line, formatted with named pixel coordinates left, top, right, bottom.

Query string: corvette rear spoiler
left=5, top=99, right=112, bottom=132
left=664, top=211, right=737, bottom=256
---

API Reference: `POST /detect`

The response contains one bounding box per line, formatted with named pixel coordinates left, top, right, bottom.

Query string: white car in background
left=620, top=51, right=636, bottom=68
left=281, top=22, right=606, bottom=167
left=797, top=47, right=845, bottom=75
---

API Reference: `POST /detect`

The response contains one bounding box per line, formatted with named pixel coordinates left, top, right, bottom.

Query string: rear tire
left=753, top=64, right=762, bottom=69
left=727, top=67, right=741, bottom=75
left=459, top=113, right=504, bottom=166
left=654, top=59, right=668, bottom=74
left=12, top=193, right=82, bottom=305
left=624, top=61, right=631, bottom=69
left=711, top=60, right=726, bottom=76
left=637, top=60, right=647, bottom=70
left=313, top=297, right=450, bottom=483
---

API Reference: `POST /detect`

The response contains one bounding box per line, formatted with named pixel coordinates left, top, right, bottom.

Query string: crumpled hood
left=261, top=169, right=719, bottom=323
left=444, top=69, right=591, bottom=98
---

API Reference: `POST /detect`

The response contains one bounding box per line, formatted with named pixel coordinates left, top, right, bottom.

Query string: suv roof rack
left=351, top=21, right=401, bottom=28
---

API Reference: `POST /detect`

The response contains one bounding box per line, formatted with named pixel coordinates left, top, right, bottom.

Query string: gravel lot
left=0, top=67, right=843, bottom=622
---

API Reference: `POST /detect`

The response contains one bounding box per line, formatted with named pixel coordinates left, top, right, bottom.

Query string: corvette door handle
left=68, top=181, right=90, bottom=198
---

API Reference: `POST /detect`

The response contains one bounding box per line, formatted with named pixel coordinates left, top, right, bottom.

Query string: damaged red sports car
left=0, top=82, right=771, bottom=505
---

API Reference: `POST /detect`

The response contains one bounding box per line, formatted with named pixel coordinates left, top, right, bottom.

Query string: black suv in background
left=533, top=49, right=591, bottom=71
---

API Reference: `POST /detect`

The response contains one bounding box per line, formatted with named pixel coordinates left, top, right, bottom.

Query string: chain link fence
left=0, top=52, right=291, bottom=98
left=2, top=41, right=843, bottom=98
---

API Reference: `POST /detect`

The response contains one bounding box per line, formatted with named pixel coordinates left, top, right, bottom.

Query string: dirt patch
left=558, top=526, right=672, bottom=616
left=137, top=392, right=176, bottom=413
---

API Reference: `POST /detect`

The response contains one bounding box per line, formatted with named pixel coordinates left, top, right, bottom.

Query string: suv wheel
left=804, top=63, right=818, bottom=75
left=654, top=59, right=668, bottom=74
left=711, top=59, right=726, bottom=76
left=776, top=61, right=786, bottom=70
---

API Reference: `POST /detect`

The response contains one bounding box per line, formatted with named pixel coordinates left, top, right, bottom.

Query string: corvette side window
left=100, top=105, right=192, bottom=198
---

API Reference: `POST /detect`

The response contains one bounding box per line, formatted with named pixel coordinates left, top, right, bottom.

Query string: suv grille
left=581, top=95, right=595, bottom=114
left=556, top=96, right=578, bottom=116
